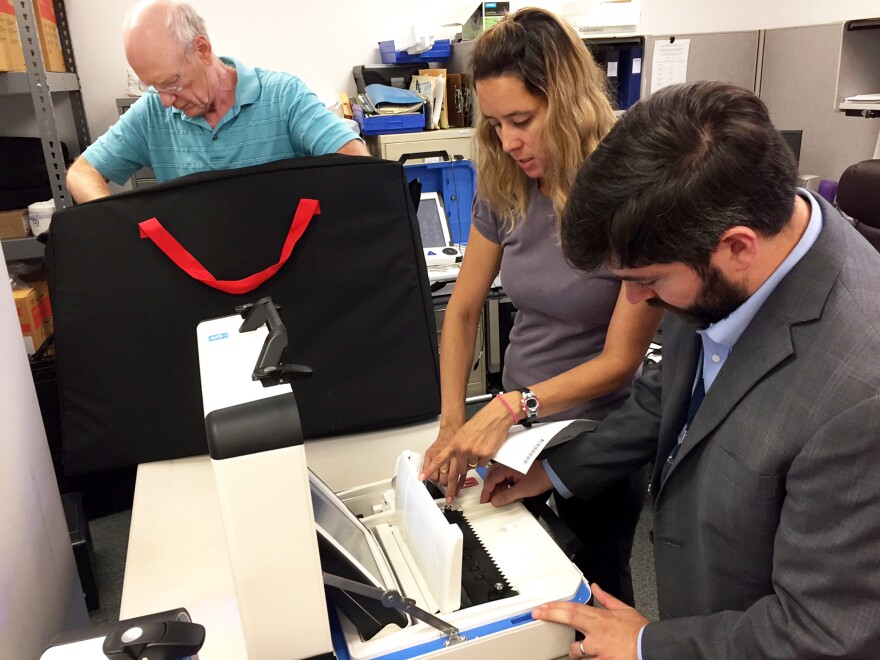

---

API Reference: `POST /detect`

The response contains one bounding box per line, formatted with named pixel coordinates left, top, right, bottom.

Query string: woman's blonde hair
left=471, top=7, right=616, bottom=229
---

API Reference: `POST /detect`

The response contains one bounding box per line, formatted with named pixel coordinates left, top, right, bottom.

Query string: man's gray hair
left=166, top=1, right=209, bottom=48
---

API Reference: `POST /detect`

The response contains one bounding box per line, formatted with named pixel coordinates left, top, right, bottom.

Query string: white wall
left=0, top=254, right=89, bottom=657
left=64, top=0, right=879, bottom=142
left=626, top=0, right=878, bottom=34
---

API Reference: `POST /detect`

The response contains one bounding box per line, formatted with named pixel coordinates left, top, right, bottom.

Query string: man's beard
left=647, top=264, right=750, bottom=327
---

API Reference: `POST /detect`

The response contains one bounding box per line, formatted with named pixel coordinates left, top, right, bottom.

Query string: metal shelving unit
left=0, top=70, right=80, bottom=94
left=2, top=236, right=47, bottom=260
left=1, top=0, right=91, bottom=260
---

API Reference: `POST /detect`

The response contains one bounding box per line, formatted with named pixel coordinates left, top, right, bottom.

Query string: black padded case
left=47, top=155, right=440, bottom=474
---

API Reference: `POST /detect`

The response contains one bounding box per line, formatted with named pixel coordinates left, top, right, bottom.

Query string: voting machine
left=198, top=299, right=590, bottom=659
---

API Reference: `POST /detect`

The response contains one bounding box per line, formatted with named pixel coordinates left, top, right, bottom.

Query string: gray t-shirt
left=473, top=182, right=631, bottom=421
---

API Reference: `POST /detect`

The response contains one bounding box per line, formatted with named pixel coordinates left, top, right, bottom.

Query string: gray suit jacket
left=547, top=194, right=880, bottom=658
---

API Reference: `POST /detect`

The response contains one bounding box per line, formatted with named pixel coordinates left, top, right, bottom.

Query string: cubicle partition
left=642, top=30, right=762, bottom=93
left=760, top=23, right=880, bottom=181
left=639, top=25, right=879, bottom=182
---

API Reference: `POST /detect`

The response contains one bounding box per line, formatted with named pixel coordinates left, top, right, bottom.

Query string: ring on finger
left=578, top=639, right=595, bottom=659
left=467, top=460, right=479, bottom=468
left=439, top=467, right=449, bottom=474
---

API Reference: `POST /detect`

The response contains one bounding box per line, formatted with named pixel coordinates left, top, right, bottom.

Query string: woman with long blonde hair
left=421, top=7, right=662, bottom=604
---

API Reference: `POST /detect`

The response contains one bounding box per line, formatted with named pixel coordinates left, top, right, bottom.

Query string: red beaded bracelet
left=495, top=393, right=520, bottom=424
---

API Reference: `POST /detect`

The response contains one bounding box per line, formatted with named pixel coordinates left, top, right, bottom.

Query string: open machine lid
left=309, top=470, right=409, bottom=640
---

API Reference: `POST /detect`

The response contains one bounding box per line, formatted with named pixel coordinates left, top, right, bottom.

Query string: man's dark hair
left=561, top=81, right=798, bottom=272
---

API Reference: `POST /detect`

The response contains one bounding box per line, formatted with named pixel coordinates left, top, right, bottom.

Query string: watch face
left=525, top=398, right=539, bottom=412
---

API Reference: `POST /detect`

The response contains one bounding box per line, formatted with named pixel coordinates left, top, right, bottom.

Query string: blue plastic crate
left=403, top=158, right=476, bottom=245
left=379, top=39, right=451, bottom=64
left=352, top=104, right=425, bottom=136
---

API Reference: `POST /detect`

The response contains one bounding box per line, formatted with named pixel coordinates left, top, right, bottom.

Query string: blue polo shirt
left=84, top=57, right=358, bottom=184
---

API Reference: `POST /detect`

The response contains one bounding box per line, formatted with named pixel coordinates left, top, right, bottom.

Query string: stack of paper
left=844, top=93, right=880, bottom=103
left=410, top=70, right=447, bottom=130
left=363, top=84, right=425, bottom=115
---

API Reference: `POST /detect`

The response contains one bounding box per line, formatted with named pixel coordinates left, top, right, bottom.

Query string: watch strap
left=519, top=388, right=540, bottom=427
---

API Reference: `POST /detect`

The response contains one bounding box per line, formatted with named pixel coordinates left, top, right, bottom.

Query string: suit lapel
left=666, top=193, right=847, bottom=481
left=675, top=303, right=794, bottom=461
left=652, top=320, right=701, bottom=490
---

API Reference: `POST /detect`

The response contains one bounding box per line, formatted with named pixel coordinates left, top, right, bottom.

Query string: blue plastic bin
left=352, top=104, right=425, bottom=136
left=403, top=157, right=476, bottom=245
left=379, top=39, right=451, bottom=64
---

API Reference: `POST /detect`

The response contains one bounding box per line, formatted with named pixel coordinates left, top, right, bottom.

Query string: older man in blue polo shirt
left=67, top=0, right=369, bottom=203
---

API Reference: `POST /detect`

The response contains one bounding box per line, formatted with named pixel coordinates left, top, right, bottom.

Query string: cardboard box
left=13, top=280, right=53, bottom=355
left=462, top=2, right=509, bottom=41
left=34, top=0, right=66, bottom=72
left=0, top=0, right=26, bottom=72
left=0, top=208, right=31, bottom=239
left=0, top=0, right=64, bottom=73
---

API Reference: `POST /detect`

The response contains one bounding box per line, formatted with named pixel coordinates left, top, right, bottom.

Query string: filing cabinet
left=366, top=128, right=476, bottom=163
left=433, top=305, right=486, bottom=398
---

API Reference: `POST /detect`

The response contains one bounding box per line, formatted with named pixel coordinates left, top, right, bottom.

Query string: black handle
left=102, top=620, right=205, bottom=660
left=398, top=150, right=450, bottom=164
left=409, top=178, right=423, bottom=211
left=30, top=332, right=55, bottom=362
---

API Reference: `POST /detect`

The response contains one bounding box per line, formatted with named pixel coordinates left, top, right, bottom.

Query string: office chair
left=836, top=159, right=880, bottom=252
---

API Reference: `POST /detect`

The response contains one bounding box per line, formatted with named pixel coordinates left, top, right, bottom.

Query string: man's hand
left=479, top=461, right=553, bottom=507
left=532, top=584, right=647, bottom=660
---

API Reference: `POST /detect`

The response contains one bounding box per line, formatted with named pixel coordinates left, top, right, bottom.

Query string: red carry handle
left=138, top=198, right=320, bottom=294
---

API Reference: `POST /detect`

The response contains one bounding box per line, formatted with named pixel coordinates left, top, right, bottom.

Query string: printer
left=197, top=299, right=590, bottom=659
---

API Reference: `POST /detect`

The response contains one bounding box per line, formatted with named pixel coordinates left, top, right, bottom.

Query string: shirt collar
left=221, top=56, right=260, bottom=110
left=169, top=56, right=259, bottom=122
left=700, top=189, right=823, bottom=349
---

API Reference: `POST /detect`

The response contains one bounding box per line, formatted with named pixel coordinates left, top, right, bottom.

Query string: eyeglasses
left=146, top=77, right=184, bottom=95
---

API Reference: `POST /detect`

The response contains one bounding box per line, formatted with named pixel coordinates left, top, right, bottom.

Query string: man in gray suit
left=482, top=81, right=880, bottom=658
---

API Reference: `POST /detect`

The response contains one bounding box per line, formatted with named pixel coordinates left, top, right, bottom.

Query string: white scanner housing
left=197, top=305, right=590, bottom=660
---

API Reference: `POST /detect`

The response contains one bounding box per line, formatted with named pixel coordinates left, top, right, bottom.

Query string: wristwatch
left=520, top=388, right=540, bottom=427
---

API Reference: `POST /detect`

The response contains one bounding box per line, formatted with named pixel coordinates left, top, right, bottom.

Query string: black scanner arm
left=322, top=572, right=467, bottom=647
left=236, top=296, right=312, bottom=387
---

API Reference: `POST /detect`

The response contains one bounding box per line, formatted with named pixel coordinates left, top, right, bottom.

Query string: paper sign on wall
left=650, top=39, right=690, bottom=93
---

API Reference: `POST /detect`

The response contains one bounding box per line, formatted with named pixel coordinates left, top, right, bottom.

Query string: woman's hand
left=423, top=419, right=462, bottom=487
left=420, top=393, right=521, bottom=500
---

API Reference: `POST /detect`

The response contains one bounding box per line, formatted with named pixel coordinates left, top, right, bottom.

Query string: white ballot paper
left=493, top=420, right=576, bottom=474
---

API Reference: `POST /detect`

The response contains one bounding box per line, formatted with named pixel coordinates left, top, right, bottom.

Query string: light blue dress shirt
left=698, top=191, right=822, bottom=392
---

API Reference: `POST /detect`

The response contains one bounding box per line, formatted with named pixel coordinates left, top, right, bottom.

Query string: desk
left=120, top=420, right=439, bottom=659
